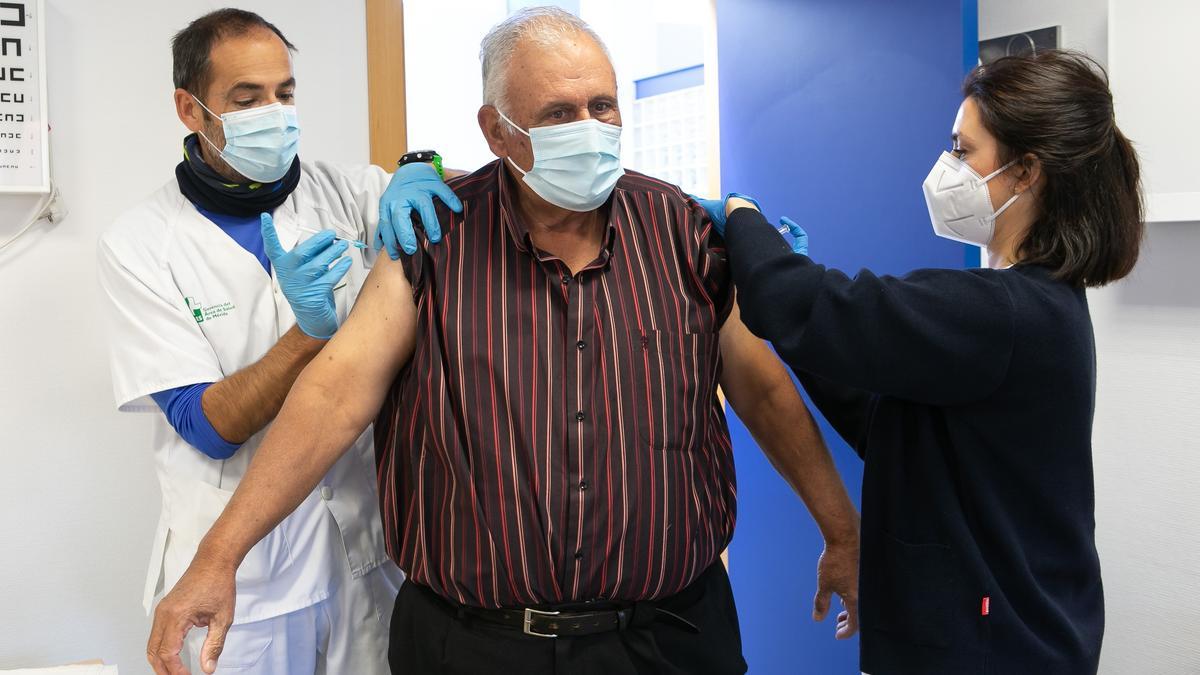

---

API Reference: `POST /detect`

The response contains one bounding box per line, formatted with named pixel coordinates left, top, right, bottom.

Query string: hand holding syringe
left=777, top=216, right=809, bottom=256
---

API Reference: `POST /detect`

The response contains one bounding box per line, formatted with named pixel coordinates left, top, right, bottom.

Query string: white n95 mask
left=922, top=151, right=1020, bottom=247
left=498, top=110, right=625, bottom=212
left=193, top=96, right=300, bottom=183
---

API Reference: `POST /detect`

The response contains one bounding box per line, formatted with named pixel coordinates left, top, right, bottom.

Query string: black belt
left=424, top=584, right=704, bottom=639
left=472, top=604, right=629, bottom=638
left=462, top=601, right=698, bottom=638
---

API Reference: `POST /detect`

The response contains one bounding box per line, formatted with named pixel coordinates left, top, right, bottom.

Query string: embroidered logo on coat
left=184, top=296, right=236, bottom=323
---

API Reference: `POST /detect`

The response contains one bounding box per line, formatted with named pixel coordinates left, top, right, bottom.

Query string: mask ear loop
left=981, top=157, right=1019, bottom=183
left=495, top=108, right=531, bottom=137
left=190, top=93, right=223, bottom=121
left=496, top=108, right=533, bottom=176
left=984, top=158, right=1024, bottom=220
left=190, top=94, right=228, bottom=160
left=991, top=191, right=1022, bottom=220
left=505, top=157, right=529, bottom=177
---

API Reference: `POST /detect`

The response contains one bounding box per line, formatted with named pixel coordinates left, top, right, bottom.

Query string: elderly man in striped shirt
left=147, top=7, right=860, bottom=675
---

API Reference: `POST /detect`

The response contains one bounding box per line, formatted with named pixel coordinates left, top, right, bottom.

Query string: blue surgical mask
left=498, top=109, right=625, bottom=212
left=193, top=96, right=300, bottom=183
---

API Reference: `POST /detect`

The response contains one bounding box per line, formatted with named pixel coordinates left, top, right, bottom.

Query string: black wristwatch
left=397, top=149, right=443, bottom=178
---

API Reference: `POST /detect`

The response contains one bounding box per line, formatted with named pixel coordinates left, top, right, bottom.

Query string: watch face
left=400, top=150, right=438, bottom=165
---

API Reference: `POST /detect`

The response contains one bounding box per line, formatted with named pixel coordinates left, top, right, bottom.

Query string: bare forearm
left=741, top=382, right=859, bottom=544
left=197, top=369, right=373, bottom=568
left=202, top=325, right=326, bottom=443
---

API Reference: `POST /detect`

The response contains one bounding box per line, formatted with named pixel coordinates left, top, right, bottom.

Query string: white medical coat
left=97, top=162, right=394, bottom=625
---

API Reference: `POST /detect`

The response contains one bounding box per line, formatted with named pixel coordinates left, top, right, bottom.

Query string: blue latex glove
left=780, top=216, right=809, bottom=256
left=687, top=192, right=761, bottom=237
left=261, top=213, right=353, bottom=339
left=377, top=163, right=464, bottom=259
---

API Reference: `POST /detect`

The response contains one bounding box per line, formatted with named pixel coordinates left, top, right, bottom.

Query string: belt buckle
left=523, top=607, right=561, bottom=638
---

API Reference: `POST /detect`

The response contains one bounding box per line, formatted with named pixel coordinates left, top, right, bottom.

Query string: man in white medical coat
left=96, top=9, right=441, bottom=674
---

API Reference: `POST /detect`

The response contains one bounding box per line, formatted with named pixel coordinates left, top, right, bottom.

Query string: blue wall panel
left=717, top=1, right=977, bottom=673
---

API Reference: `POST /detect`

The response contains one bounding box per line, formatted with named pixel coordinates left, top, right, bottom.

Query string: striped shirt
left=375, top=160, right=736, bottom=609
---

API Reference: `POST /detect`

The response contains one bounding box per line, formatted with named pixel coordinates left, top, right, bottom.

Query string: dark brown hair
left=172, top=9, right=296, bottom=99
left=964, top=50, right=1143, bottom=287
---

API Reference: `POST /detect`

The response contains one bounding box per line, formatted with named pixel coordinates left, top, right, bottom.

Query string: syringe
left=298, top=226, right=368, bottom=249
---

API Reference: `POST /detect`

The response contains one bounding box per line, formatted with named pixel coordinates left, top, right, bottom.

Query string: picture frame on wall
left=979, top=26, right=1059, bottom=65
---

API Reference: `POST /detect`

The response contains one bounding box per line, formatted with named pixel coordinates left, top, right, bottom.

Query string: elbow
left=188, top=411, right=243, bottom=460
left=179, top=415, right=243, bottom=460
left=193, top=439, right=241, bottom=461
left=728, top=374, right=800, bottom=433
left=159, top=383, right=246, bottom=459
left=300, top=375, right=377, bottom=439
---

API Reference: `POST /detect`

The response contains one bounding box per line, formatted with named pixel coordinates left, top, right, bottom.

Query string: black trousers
left=388, top=563, right=748, bottom=674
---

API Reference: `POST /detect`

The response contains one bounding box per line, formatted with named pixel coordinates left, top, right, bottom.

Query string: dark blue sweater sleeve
left=793, top=369, right=876, bottom=459
left=150, top=383, right=241, bottom=460
left=725, top=207, right=1015, bottom=407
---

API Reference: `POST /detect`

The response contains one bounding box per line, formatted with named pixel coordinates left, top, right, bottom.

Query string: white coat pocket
left=159, top=474, right=294, bottom=597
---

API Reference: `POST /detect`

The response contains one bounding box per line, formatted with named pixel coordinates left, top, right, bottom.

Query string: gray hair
left=479, top=6, right=610, bottom=112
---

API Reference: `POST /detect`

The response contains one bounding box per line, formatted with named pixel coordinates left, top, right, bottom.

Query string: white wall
left=980, top=2, right=1200, bottom=673
left=0, top=1, right=371, bottom=670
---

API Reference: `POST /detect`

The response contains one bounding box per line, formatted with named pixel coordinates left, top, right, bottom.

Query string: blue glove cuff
left=725, top=192, right=763, bottom=213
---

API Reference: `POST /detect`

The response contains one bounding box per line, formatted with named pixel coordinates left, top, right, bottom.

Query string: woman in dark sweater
left=717, top=51, right=1143, bottom=674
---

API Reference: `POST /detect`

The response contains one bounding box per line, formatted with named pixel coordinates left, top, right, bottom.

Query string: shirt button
left=574, top=550, right=584, bottom=560
left=575, top=411, right=586, bottom=421
left=561, top=275, right=571, bottom=285
left=579, top=480, right=588, bottom=491
left=320, top=486, right=333, bottom=501
left=576, top=340, right=587, bottom=350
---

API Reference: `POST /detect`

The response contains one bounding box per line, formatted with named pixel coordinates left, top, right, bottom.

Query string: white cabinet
left=1109, top=0, right=1200, bottom=223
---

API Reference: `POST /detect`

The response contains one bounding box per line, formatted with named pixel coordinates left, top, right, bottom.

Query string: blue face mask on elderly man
left=497, top=109, right=625, bottom=212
